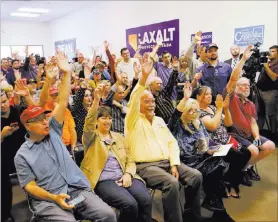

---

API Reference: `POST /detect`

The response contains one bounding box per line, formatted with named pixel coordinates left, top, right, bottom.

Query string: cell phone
left=67, top=195, right=85, bottom=206
left=10, top=122, right=18, bottom=128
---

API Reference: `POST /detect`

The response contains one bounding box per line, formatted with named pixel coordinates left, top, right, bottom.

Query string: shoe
left=211, top=211, right=235, bottom=222
left=4, top=216, right=15, bottom=222
left=247, top=166, right=261, bottom=181
left=241, top=171, right=253, bottom=187
left=230, top=186, right=241, bottom=199
left=202, top=196, right=226, bottom=212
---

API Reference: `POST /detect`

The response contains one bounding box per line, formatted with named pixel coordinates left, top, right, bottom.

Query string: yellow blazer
left=80, top=106, right=143, bottom=189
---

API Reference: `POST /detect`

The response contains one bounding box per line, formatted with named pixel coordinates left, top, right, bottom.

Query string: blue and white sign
left=191, top=32, right=212, bottom=53
left=234, top=25, right=264, bottom=46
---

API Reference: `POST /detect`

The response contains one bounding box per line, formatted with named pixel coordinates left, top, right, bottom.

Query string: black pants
left=1, top=164, right=13, bottom=221
left=223, top=148, right=251, bottom=187
left=202, top=167, right=223, bottom=199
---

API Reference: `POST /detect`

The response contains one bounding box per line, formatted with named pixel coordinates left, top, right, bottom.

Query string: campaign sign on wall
left=190, top=32, right=212, bottom=53
left=234, top=25, right=264, bottom=46
left=126, top=19, right=179, bottom=57
left=54, top=38, right=76, bottom=59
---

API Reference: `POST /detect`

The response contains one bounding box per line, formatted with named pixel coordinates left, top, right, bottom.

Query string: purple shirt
left=98, top=151, right=123, bottom=181
left=197, top=61, right=232, bottom=98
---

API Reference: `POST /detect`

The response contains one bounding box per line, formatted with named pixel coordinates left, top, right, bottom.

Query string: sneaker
left=247, top=166, right=261, bottom=181
left=202, top=196, right=226, bottom=212
left=241, top=171, right=253, bottom=187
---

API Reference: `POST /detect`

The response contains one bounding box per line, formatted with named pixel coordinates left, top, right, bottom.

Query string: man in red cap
left=14, top=53, right=116, bottom=222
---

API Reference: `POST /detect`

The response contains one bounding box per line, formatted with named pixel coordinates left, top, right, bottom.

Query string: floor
left=11, top=150, right=278, bottom=222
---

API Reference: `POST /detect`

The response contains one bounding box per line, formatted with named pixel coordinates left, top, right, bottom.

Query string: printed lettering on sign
left=54, top=38, right=76, bottom=59
left=126, top=19, right=179, bottom=57
left=234, top=25, right=264, bottom=46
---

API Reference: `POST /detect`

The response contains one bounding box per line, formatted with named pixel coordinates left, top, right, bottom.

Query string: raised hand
left=194, top=31, right=202, bottom=45
left=56, top=52, right=71, bottom=73
left=183, top=81, right=193, bottom=99
left=193, top=72, right=202, bottom=81
left=172, top=56, right=179, bottom=70
left=156, top=40, right=163, bottom=47
left=242, top=45, right=253, bottom=62
left=215, top=95, right=224, bottom=110
left=14, top=79, right=29, bottom=97
left=104, top=41, right=109, bottom=50
left=94, top=84, right=104, bottom=101
left=45, top=63, right=59, bottom=79
left=133, top=62, right=141, bottom=75
left=141, top=59, right=153, bottom=77
left=223, top=94, right=230, bottom=109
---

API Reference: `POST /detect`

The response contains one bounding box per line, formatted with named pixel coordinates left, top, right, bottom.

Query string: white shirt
left=116, top=58, right=140, bottom=80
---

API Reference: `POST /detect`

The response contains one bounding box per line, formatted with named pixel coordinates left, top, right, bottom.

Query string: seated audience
left=14, top=53, right=116, bottom=222
left=168, top=85, right=229, bottom=212
left=224, top=45, right=275, bottom=182
left=196, top=86, right=251, bottom=195
left=1, top=90, right=26, bottom=222
left=81, top=85, right=152, bottom=222
left=125, top=59, right=203, bottom=222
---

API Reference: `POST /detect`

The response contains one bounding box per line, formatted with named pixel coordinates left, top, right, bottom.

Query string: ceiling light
left=10, top=12, right=40, bottom=18
left=18, top=8, right=49, bottom=13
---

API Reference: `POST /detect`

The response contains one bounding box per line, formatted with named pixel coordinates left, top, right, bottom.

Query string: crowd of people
left=1, top=31, right=277, bottom=222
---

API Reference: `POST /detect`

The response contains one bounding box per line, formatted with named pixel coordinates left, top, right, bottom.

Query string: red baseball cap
left=49, top=86, right=59, bottom=95
left=20, top=106, right=51, bottom=124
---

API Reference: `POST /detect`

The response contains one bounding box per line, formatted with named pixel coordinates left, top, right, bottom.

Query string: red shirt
left=229, top=92, right=257, bottom=138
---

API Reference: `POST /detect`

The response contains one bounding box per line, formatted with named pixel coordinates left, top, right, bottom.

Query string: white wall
left=50, top=1, right=277, bottom=60
left=2, top=1, right=276, bottom=60
left=1, top=20, right=52, bottom=57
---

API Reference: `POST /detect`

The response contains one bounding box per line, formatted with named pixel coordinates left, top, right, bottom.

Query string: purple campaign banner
left=190, top=32, right=212, bottom=53
left=126, top=19, right=179, bottom=57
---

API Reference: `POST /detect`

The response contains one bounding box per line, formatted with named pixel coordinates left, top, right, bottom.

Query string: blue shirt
left=14, top=117, right=91, bottom=212
left=197, top=61, right=232, bottom=98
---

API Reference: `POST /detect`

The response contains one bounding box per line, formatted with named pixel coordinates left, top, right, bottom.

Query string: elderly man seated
left=224, top=45, right=275, bottom=184
left=125, top=59, right=203, bottom=222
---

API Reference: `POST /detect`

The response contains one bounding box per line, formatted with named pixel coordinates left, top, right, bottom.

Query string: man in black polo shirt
left=1, top=91, right=26, bottom=222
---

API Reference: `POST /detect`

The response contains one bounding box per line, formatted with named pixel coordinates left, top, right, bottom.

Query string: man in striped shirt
left=149, top=69, right=179, bottom=124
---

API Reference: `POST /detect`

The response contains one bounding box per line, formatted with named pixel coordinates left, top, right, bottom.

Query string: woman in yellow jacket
left=80, top=84, right=152, bottom=222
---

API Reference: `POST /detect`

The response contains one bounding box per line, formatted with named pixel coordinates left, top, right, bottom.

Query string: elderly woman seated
left=80, top=84, right=152, bottom=222
left=195, top=86, right=251, bottom=197
left=168, top=83, right=230, bottom=212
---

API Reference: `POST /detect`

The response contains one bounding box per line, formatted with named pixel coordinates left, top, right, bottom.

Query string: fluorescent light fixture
left=10, top=12, right=40, bottom=17
left=18, top=8, right=49, bottom=13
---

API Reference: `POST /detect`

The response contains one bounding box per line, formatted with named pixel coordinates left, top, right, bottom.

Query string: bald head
left=230, top=45, right=240, bottom=58
left=149, top=77, right=162, bottom=94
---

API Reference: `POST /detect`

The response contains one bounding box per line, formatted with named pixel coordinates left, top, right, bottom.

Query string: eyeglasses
left=26, top=114, right=47, bottom=123
left=188, top=109, right=200, bottom=115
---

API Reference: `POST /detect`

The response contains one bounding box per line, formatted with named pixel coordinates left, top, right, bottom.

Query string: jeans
left=95, top=179, right=152, bottom=222
left=35, top=189, right=116, bottom=222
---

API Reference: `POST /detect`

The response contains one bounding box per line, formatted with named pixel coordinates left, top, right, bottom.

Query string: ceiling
left=1, top=1, right=95, bottom=22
